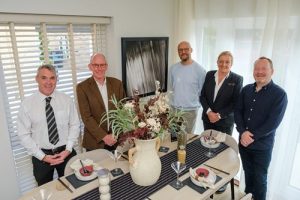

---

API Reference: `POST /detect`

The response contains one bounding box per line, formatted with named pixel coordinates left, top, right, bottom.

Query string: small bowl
left=196, top=167, right=209, bottom=178
left=79, top=165, right=94, bottom=176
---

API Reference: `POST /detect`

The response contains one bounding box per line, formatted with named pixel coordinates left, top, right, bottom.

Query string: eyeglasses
left=178, top=48, right=190, bottom=53
left=91, top=63, right=107, bottom=69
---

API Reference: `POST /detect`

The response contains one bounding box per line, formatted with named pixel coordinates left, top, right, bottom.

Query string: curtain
left=174, top=0, right=300, bottom=199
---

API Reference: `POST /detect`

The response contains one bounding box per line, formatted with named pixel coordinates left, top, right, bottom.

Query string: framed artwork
left=121, top=37, right=169, bottom=97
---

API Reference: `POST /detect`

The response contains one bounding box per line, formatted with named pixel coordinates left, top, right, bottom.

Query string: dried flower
left=100, top=82, right=185, bottom=145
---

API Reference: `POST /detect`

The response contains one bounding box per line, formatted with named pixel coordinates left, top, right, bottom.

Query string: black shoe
left=216, top=184, right=228, bottom=194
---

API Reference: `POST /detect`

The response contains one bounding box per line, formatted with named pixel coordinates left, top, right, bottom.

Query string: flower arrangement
left=101, top=81, right=185, bottom=145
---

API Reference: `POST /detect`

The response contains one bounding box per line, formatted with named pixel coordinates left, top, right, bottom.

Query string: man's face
left=88, top=55, right=108, bottom=81
left=36, top=68, right=57, bottom=96
left=178, top=43, right=192, bottom=62
left=217, top=55, right=232, bottom=74
left=253, top=59, right=273, bottom=86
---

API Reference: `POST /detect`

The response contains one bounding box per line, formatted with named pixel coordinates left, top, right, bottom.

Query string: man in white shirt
left=18, top=64, right=80, bottom=186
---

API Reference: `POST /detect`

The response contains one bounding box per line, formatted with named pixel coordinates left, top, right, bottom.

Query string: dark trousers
left=203, top=121, right=234, bottom=135
left=32, top=148, right=76, bottom=186
left=239, top=145, right=273, bottom=200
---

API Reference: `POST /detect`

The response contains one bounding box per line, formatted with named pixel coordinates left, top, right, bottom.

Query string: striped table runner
left=74, top=140, right=228, bottom=200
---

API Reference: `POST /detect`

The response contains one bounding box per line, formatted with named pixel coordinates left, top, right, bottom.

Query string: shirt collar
left=253, top=80, right=273, bottom=91
left=214, top=70, right=231, bottom=79
left=94, top=77, right=107, bottom=86
left=37, top=90, right=57, bottom=102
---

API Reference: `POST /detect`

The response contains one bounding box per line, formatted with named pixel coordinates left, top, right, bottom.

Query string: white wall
left=0, top=0, right=175, bottom=199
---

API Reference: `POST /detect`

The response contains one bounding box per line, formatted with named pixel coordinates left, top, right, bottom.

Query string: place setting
left=65, top=158, right=101, bottom=189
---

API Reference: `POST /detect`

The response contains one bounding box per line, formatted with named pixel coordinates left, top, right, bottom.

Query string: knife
left=203, top=163, right=230, bottom=175
left=58, top=178, right=73, bottom=193
left=187, top=134, right=199, bottom=142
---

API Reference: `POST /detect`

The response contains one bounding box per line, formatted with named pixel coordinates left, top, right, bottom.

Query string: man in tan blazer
left=76, top=53, right=125, bottom=151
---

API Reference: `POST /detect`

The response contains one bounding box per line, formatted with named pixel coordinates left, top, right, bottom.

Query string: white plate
left=189, top=167, right=216, bottom=188
left=75, top=170, right=97, bottom=181
left=200, top=136, right=220, bottom=148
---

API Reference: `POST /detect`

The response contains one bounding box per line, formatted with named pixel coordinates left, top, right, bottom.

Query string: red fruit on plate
left=79, top=165, right=93, bottom=176
left=196, top=168, right=209, bottom=177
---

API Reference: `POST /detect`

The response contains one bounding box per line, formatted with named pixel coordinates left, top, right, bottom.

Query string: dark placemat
left=74, top=140, right=228, bottom=200
left=65, top=173, right=97, bottom=189
left=182, top=175, right=222, bottom=194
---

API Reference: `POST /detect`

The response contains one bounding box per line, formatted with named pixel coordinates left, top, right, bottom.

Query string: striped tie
left=45, top=97, right=59, bottom=145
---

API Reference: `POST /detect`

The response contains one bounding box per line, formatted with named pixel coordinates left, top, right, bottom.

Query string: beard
left=180, top=54, right=190, bottom=62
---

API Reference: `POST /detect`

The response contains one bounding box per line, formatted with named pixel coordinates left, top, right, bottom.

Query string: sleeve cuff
left=35, top=150, right=46, bottom=161
left=206, top=108, right=212, bottom=114
left=66, top=143, right=73, bottom=152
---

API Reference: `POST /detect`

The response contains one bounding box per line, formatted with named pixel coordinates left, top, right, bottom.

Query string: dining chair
left=64, top=148, right=112, bottom=175
left=201, top=129, right=239, bottom=200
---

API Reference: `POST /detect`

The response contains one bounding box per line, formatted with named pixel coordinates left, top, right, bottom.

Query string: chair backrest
left=240, top=193, right=252, bottom=200
left=224, top=134, right=239, bottom=154
left=64, top=149, right=112, bottom=175
left=200, top=129, right=239, bottom=154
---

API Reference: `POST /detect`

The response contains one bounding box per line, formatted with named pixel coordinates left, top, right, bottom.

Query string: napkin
left=189, top=168, right=216, bottom=189
left=70, top=159, right=98, bottom=171
left=215, top=132, right=226, bottom=143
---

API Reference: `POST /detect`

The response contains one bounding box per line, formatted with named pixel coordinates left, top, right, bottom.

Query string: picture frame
left=121, top=37, right=169, bottom=97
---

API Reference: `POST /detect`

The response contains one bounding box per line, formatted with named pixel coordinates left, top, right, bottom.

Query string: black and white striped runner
left=74, top=140, right=228, bottom=200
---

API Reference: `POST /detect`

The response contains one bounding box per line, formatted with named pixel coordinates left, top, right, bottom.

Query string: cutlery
left=203, top=163, right=230, bottom=175
left=187, top=134, right=199, bottom=142
left=58, top=178, right=73, bottom=193
left=79, top=159, right=89, bottom=174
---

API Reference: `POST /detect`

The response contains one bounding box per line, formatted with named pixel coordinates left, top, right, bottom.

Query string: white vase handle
left=128, top=146, right=137, bottom=166
left=156, top=137, right=161, bottom=152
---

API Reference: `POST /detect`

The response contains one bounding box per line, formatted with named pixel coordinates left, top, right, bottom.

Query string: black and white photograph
left=121, top=37, right=168, bottom=97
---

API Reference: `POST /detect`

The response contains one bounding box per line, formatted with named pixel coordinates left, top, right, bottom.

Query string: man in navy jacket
left=235, top=57, right=288, bottom=200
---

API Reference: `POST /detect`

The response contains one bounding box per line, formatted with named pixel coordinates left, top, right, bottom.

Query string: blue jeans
left=239, top=145, right=273, bottom=200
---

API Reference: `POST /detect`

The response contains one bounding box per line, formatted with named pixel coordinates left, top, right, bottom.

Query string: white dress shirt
left=95, top=77, right=109, bottom=131
left=17, top=90, right=80, bottom=160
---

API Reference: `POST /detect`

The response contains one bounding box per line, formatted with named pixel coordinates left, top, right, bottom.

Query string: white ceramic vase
left=128, top=137, right=161, bottom=186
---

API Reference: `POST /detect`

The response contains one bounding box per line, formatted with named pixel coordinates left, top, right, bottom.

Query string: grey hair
left=89, top=53, right=106, bottom=64
left=36, top=64, right=57, bottom=76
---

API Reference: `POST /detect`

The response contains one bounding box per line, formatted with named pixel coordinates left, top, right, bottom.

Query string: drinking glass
left=108, top=149, right=123, bottom=176
left=31, top=189, right=52, bottom=200
left=170, top=161, right=186, bottom=189
left=205, top=132, right=216, bottom=158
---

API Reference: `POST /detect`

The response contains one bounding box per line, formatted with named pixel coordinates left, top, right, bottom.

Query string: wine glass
left=205, top=131, right=216, bottom=158
left=108, top=148, right=123, bottom=176
left=31, top=189, right=52, bottom=200
left=170, top=161, right=186, bottom=189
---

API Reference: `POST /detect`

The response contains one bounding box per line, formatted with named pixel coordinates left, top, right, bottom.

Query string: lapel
left=207, top=72, right=216, bottom=103
left=88, top=77, right=106, bottom=110
left=214, top=73, right=232, bottom=102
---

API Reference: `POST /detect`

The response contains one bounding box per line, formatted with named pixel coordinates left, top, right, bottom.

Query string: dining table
left=19, top=134, right=240, bottom=200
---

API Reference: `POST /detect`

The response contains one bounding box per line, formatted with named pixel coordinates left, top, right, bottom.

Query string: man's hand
left=207, top=111, right=221, bottom=123
left=42, top=154, right=64, bottom=166
left=56, top=150, right=71, bottom=160
left=240, top=131, right=254, bottom=147
left=103, top=134, right=117, bottom=146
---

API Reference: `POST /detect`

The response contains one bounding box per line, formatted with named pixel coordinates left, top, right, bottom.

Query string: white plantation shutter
left=0, top=13, right=110, bottom=194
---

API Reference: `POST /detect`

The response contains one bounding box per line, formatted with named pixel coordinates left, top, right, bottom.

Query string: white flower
left=138, top=122, right=146, bottom=128
left=124, top=102, right=134, bottom=110
left=146, top=118, right=157, bottom=126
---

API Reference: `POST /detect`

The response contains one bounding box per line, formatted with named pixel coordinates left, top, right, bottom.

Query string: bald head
left=177, top=41, right=193, bottom=64
left=90, top=53, right=106, bottom=64
left=177, top=41, right=191, bottom=49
